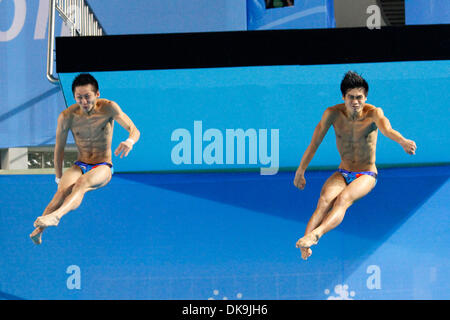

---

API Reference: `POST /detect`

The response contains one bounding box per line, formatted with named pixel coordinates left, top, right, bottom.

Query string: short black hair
left=340, top=71, right=369, bottom=97
left=72, top=73, right=99, bottom=95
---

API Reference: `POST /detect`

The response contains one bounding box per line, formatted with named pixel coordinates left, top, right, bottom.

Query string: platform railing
left=47, top=0, right=106, bottom=83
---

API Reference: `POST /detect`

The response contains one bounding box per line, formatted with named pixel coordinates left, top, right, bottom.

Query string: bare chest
left=71, top=115, right=114, bottom=141
left=333, top=116, right=377, bottom=144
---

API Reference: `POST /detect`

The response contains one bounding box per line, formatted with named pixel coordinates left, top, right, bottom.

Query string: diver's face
left=343, top=87, right=367, bottom=114
left=74, top=84, right=99, bottom=113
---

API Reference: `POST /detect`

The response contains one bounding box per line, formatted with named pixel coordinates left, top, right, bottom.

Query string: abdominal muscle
left=335, top=133, right=378, bottom=173
left=75, top=143, right=113, bottom=164
left=72, top=123, right=114, bottom=164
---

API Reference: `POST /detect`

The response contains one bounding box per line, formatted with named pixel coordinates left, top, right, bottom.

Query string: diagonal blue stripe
left=0, top=291, right=26, bottom=300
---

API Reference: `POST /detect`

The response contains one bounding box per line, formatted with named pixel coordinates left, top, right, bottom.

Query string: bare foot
left=300, top=247, right=312, bottom=260
left=296, top=231, right=320, bottom=249
left=34, top=214, right=60, bottom=228
left=30, top=228, right=44, bottom=245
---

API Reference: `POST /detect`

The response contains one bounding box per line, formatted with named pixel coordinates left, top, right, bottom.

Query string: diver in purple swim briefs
left=293, top=71, right=417, bottom=260
left=30, top=73, right=140, bottom=245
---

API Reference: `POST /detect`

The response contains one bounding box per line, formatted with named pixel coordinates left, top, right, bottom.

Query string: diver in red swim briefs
left=30, top=73, right=140, bottom=245
left=293, top=71, right=417, bottom=260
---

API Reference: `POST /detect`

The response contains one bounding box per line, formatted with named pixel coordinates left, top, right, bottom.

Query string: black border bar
left=1, top=299, right=444, bottom=318
left=56, top=24, right=450, bottom=73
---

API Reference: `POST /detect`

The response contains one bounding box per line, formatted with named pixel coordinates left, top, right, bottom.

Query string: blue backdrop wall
left=59, top=61, right=450, bottom=173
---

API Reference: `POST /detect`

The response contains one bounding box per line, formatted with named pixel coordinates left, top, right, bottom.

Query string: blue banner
left=406, top=0, right=450, bottom=25
left=247, top=0, right=335, bottom=30
left=88, top=0, right=247, bottom=34
left=0, top=0, right=71, bottom=148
